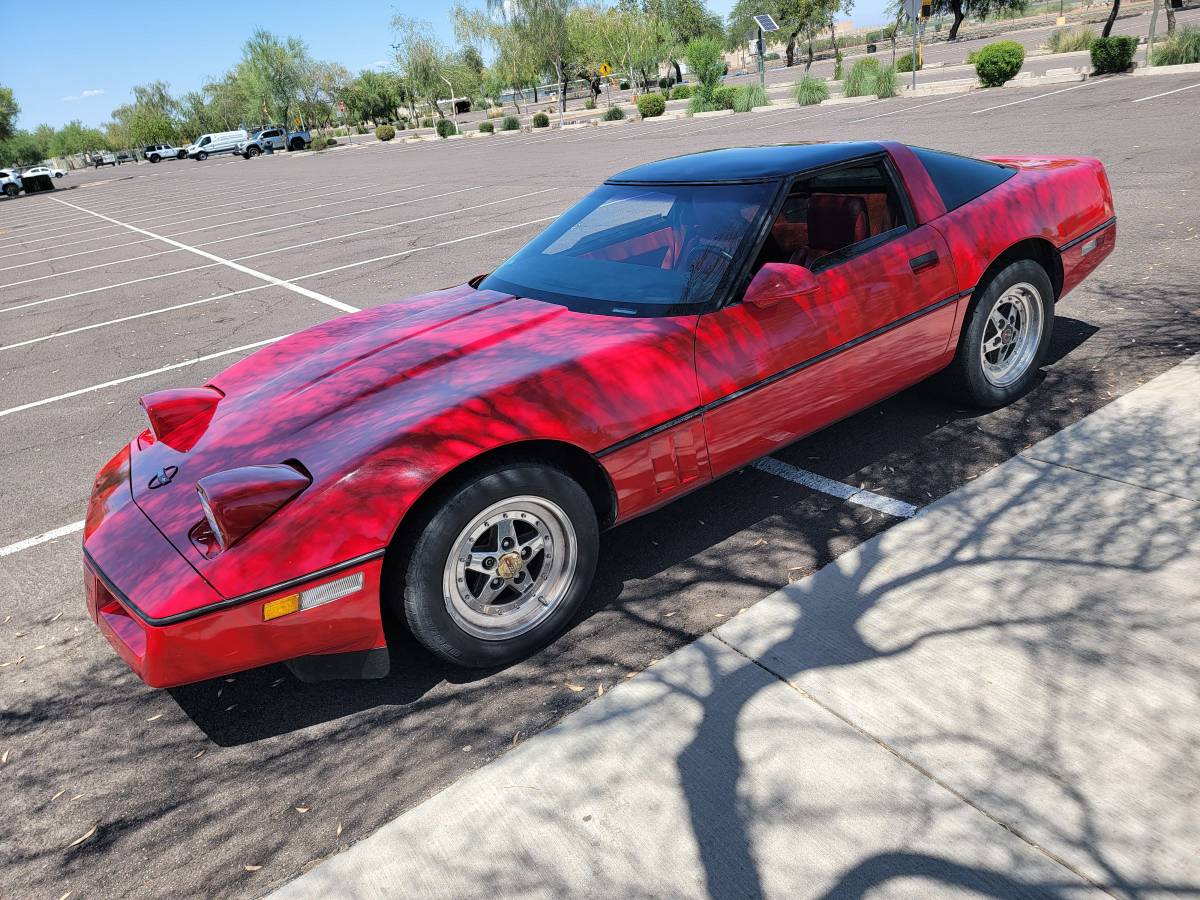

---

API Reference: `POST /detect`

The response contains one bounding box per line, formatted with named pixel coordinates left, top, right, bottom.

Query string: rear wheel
left=2, top=184, right=18, bottom=198
left=290, top=137, right=305, bottom=151
left=195, top=151, right=208, bottom=161
left=177, top=150, right=186, bottom=160
left=149, top=154, right=160, bottom=163
left=390, top=463, right=599, bottom=668
left=942, top=259, right=1054, bottom=407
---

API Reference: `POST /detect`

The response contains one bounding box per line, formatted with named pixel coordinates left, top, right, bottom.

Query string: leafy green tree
left=931, top=0, right=1027, bottom=40
left=0, top=86, right=19, bottom=142
left=48, top=120, right=109, bottom=157
left=240, top=29, right=309, bottom=128
left=0, top=129, right=50, bottom=166
left=647, top=0, right=723, bottom=82
left=392, top=16, right=454, bottom=118
left=685, top=36, right=725, bottom=106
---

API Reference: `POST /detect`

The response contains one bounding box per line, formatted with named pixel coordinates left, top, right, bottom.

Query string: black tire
left=247, top=146, right=260, bottom=158
left=177, top=150, right=186, bottom=160
left=2, top=184, right=18, bottom=198
left=54, top=172, right=63, bottom=178
left=196, top=151, right=208, bottom=161
left=290, top=137, right=305, bottom=151
left=941, top=259, right=1055, bottom=408
left=149, top=154, right=160, bottom=163
left=390, top=463, right=599, bottom=668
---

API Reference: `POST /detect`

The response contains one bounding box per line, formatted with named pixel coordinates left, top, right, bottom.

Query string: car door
left=694, top=156, right=961, bottom=477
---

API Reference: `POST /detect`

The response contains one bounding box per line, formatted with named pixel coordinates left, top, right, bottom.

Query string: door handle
left=909, top=250, right=939, bottom=273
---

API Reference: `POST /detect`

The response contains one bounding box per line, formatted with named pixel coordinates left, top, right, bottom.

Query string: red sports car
left=84, top=142, right=1115, bottom=687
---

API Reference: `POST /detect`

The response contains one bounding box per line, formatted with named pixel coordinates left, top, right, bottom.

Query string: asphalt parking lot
left=1, top=67, right=1198, bottom=898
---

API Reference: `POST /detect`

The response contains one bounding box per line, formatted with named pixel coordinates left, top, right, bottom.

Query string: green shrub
left=896, top=51, right=921, bottom=72
left=619, top=79, right=631, bottom=89
left=1090, top=35, right=1137, bottom=73
left=355, top=125, right=368, bottom=134
left=1046, top=25, right=1096, bottom=53
left=435, top=118, right=458, bottom=138
left=602, top=105, right=626, bottom=121
left=670, top=84, right=693, bottom=99
left=478, top=120, right=494, bottom=133
left=685, top=37, right=726, bottom=106
left=763, top=51, right=780, bottom=61
left=1151, top=25, right=1200, bottom=65
left=501, top=115, right=521, bottom=131
left=532, top=112, right=550, bottom=128
left=844, top=58, right=882, bottom=97
left=793, top=75, right=829, bottom=105
left=374, top=124, right=396, bottom=142
left=965, top=49, right=980, bottom=65
left=733, top=83, right=769, bottom=112
left=658, top=76, right=675, bottom=89
left=584, top=97, right=596, bottom=109
left=712, top=84, right=737, bottom=109
left=873, top=63, right=899, bottom=98
left=637, top=93, right=667, bottom=117
left=487, top=106, right=504, bottom=118
left=420, top=116, right=434, bottom=128
left=975, top=40, right=1025, bottom=86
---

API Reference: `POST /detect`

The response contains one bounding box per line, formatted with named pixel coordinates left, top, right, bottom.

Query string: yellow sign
left=599, top=62, right=613, bottom=77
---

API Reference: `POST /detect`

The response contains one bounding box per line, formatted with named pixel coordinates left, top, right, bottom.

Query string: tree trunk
left=673, top=59, right=683, bottom=83
left=556, top=61, right=566, bottom=114
left=533, top=84, right=539, bottom=102
left=1164, top=0, right=1176, bottom=33
left=806, top=39, right=815, bottom=72
left=949, top=0, right=966, bottom=40
left=1102, top=0, right=1120, bottom=36
left=829, top=21, right=839, bottom=58
left=786, top=32, right=798, bottom=67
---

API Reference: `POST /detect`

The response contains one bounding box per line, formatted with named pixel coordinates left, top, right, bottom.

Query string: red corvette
left=84, top=141, right=1115, bottom=687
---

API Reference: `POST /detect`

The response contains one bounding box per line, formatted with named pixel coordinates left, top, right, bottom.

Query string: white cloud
left=61, top=89, right=105, bottom=103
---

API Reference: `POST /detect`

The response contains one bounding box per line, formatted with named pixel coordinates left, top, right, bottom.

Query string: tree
left=1101, top=0, right=1120, bottom=36
left=685, top=36, right=725, bottom=104
left=647, top=0, right=723, bottom=82
left=931, top=0, right=1027, bottom=40
left=487, top=0, right=579, bottom=115
left=453, top=2, right=542, bottom=112
left=0, top=85, right=18, bottom=142
left=48, top=120, right=109, bottom=157
left=0, top=130, right=48, bottom=167
left=392, top=16, right=454, bottom=118
left=240, top=29, right=308, bottom=128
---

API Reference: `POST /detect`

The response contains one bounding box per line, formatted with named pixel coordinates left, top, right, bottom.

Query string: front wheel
left=54, top=172, right=63, bottom=178
left=195, top=151, right=208, bottom=161
left=247, top=147, right=260, bottom=158
left=391, top=463, right=599, bottom=668
left=942, top=259, right=1054, bottom=407
left=2, top=184, right=18, bottom=198
left=177, top=150, right=186, bottom=160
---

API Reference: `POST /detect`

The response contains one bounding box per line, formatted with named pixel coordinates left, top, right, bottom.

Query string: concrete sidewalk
left=272, top=356, right=1199, bottom=900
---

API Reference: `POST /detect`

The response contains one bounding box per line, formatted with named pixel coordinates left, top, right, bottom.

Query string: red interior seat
left=790, top=194, right=869, bottom=268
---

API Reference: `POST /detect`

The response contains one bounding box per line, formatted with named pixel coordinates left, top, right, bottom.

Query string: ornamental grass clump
left=793, top=76, right=829, bottom=105
left=733, top=84, right=769, bottom=112
left=844, top=58, right=881, bottom=97
left=1151, top=25, right=1200, bottom=65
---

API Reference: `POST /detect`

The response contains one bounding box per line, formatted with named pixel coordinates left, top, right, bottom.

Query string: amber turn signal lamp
left=196, top=464, right=311, bottom=552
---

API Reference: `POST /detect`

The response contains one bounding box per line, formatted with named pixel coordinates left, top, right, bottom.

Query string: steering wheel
left=686, top=238, right=734, bottom=268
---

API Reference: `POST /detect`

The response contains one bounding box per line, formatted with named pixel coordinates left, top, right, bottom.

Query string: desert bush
left=896, top=51, right=921, bottom=72
left=435, top=119, right=458, bottom=138
left=685, top=37, right=726, bottom=106
left=763, top=51, right=780, bottom=61
left=501, top=115, right=521, bottom=131
left=478, top=121, right=494, bottom=133
left=844, top=58, right=882, bottom=96
left=584, top=97, right=596, bottom=109
left=965, top=49, right=980, bottom=64
left=658, top=76, right=676, bottom=89
left=793, top=76, right=829, bottom=105
left=355, top=125, right=369, bottom=134
left=1091, top=35, right=1137, bottom=72
left=619, top=79, right=631, bottom=89
left=733, top=83, right=769, bottom=112
left=975, top=40, right=1026, bottom=86
left=487, top=107, right=504, bottom=119
left=637, top=93, right=667, bottom=117
left=1151, top=25, right=1200, bottom=65
left=532, top=112, right=550, bottom=127
left=670, top=84, right=693, bottom=99
left=1046, top=25, right=1096, bottom=53
left=374, top=124, right=396, bottom=142
left=873, top=63, right=899, bottom=98
left=420, top=116, right=434, bottom=128
left=602, top=105, right=626, bottom=121
left=712, top=84, right=737, bottom=109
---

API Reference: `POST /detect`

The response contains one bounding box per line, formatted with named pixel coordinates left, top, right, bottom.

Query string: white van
left=186, top=130, right=249, bottom=161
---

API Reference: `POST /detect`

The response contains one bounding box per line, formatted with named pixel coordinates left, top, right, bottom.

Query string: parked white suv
left=143, top=143, right=186, bottom=163
left=0, top=168, right=22, bottom=198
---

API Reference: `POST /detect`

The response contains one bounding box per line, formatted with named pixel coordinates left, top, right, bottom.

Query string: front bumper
left=83, top=444, right=388, bottom=688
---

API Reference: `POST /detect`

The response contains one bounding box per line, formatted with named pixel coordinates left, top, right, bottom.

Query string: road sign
left=599, top=62, right=613, bottom=77
left=753, top=13, right=779, bottom=32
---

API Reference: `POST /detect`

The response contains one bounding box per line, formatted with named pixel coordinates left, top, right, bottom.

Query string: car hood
left=128, top=283, right=698, bottom=590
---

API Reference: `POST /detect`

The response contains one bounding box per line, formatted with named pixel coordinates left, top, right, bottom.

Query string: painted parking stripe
left=847, top=91, right=972, bottom=123
left=49, top=196, right=360, bottom=314
left=1, top=264, right=219, bottom=313
left=970, top=78, right=1101, bottom=114
left=0, top=521, right=84, bottom=557
left=0, top=216, right=555, bottom=423
left=1132, top=80, right=1200, bottom=103
left=754, top=456, right=918, bottom=518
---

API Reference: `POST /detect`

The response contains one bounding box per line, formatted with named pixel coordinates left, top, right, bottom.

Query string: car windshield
left=481, top=181, right=777, bottom=313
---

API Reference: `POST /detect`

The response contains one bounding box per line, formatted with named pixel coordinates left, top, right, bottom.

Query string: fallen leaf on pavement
left=336, top=822, right=343, bottom=838
left=243, top=864, right=263, bottom=872
left=295, top=806, right=309, bottom=814
left=194, top=750, right=205, bottom=760
left=565, top=683, right=584, bottom=692
left=596, top=684, right=604, bottom=697
left=68, top=824, right=97, bottom=848
left=57, top=891, right=72, bottom=900
left=146, top=714, right=163, bottom=722
left=51, top=790, right=66, bottom=802
left=1, top=749, right=9, bottom=764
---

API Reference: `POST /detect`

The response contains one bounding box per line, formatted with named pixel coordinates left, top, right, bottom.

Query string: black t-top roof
left=608, top=142, right=888, bottom=184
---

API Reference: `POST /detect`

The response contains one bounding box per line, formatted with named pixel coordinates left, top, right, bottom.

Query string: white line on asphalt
left=970, top=78, right=1100, bottom=114
left=754, top=457, right=918, bottom=519
left=49, top=196, right=360, bottom=314
left=846, top=91, right=972, bottom=123
left=1131, top=80, right=1200, bottom=102
left=0, top=336, right=287, bottom=419
left=0, top=264, right=219, bottom=313
left=0, top=216, right=554, bottom=420
left=0, top=521, right=84, bottom=557
left=0, top=248, right=183, bottom=290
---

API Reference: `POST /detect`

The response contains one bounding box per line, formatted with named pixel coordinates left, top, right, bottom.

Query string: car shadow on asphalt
left=168, top=315, right=1100, bottom=746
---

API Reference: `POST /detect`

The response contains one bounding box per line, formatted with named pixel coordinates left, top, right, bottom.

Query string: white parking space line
left=0, top=249, right=185, bottom=290
left=0, top=520, right=84, bottom=557
left=0, top=336, right=287, bottom=420
left=49, top=196, right=360, bottom=314
left=1132, top=81, right=1200, bottom=102
left=970, top=78, right=1101, bottom=114
left=847, top=91, right=972, bottom=123
left=0, top=215, right=555, bottom=423
left=754, top=457, right=918, bottom=518
left=1, top=264, right=219, bottom=313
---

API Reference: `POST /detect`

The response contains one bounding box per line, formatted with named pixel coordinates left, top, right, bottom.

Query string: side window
left=199, top=136, right=211, bottom=146
left=753, top=160, right=908, bottom=273
left=910, top=146, right=1015, bottom=212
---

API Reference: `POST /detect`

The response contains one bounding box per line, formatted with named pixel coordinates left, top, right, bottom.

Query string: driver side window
left=752, top=160, right=908, bottom=275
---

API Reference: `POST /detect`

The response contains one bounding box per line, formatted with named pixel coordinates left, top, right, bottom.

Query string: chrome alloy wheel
left=443, top=495, right=578, bottom=641
left=980, top=282, right=1044, bottom=388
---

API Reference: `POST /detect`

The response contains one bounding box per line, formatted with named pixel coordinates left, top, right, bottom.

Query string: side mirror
left=743, top=262, right=819, bottom=309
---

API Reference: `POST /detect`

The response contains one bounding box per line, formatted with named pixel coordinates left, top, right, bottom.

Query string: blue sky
left=2, top=0, right=888, bottom=130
